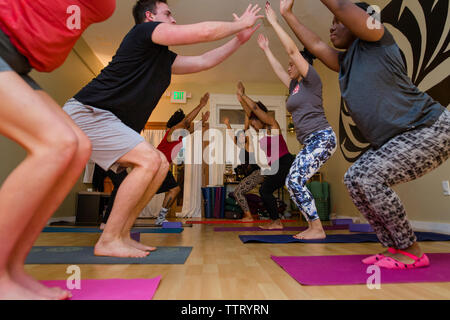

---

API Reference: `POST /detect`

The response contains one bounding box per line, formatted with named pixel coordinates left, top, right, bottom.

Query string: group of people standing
left=0, top=0, right=448, bottom=300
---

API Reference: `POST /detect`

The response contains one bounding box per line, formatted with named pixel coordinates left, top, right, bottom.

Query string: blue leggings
left=286, top=127, right=337, bottom=221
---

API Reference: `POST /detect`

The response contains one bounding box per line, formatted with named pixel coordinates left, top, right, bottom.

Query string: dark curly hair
left=167, top=109, right=185, bottom=128
left=300, top=48, right=316, bottom=65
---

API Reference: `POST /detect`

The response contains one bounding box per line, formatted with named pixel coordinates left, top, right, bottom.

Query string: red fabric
left=0, top=0, right=116, bottom=72
left=157, top=130, right=183, bottom=164
left=259, top=134, right=289, bottom=165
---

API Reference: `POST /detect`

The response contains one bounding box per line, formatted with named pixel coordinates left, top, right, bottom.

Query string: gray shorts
left=0, top=28, right=41, bottom=90
left=63, top=98, right=145, bottom=172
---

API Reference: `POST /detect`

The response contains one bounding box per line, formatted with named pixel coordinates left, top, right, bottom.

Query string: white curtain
left=178, top=122, right=203, bottom=218
left=139, top=129, right=166, bottom=217
left=83, top=159, right=96, bottom=183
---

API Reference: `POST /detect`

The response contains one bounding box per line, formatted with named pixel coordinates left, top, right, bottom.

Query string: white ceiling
left=82, top=0, right=334, bottom=85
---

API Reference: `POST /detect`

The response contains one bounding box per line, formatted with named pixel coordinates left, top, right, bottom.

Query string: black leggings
left=259, top=154, right=295, bottom=220
left=93, top=164, right=127, bottom=224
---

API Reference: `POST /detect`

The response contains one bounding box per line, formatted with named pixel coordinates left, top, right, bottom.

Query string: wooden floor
left=28, top=219, right=450, bottom=300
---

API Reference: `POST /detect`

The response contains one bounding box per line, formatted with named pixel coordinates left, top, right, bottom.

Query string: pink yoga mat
left=272, top=254, right=450, bottom=286
left=41, top=276, right=161, bottom=300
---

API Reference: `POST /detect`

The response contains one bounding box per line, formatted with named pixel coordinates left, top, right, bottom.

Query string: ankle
left=310, top=219, right=324, bottom=231
left=401, top=242, right=422, bottom=256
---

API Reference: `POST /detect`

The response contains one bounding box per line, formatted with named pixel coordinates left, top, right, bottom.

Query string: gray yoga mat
left=25, top=246, right=192, bottom=264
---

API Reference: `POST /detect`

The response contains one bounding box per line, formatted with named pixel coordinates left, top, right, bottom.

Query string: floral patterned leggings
left=286, top=127, right=337, bottom=222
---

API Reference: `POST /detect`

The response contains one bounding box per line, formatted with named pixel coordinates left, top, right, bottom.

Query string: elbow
left=287, top=48, right=297, bottom=59
left=198, top=56, right=212, bottom=71
left=200, top=24, right=216, bottom=42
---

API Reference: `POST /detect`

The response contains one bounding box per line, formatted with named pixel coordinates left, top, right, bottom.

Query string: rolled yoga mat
left=271, top=254, right=450, bottom=286
left=239, top=232, right=450, bottom=244
left=42, top=227, right=183, bottom=234
left=41, top=276, right=161, bottom=300
left=214, top=225, right=349, bottom=232
left=26, top=246, right=192, bottom=264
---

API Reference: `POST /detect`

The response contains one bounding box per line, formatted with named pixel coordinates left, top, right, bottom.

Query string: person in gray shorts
left=63, top=0, right=264, bottom=259
left=0, top=0, right=115, bottom=300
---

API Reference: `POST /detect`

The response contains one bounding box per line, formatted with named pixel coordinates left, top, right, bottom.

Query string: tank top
left=157, top=129, right=183, bottom=164
left=259, top=134, right=289, bottom=165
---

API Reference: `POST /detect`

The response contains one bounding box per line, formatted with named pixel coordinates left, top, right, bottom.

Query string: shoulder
left=303, top=65, right=321, bottom=85
left=359, top=25, right=396, bottom=48
left=132, top=21, right=163, bottom=36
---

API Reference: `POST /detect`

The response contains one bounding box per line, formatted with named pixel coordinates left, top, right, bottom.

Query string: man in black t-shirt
left=63, top=0, right=263, bottom=258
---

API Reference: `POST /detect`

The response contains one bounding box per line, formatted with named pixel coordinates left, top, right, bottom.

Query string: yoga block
left=331, top=218, right=353, bottom=226
left=349, top=223, right=374, bottom=232
left=162, top=222, right=182, bottom=228
left=130, top=232, right=140, bottom=242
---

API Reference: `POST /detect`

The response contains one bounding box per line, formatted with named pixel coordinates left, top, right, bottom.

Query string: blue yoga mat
left=42, top=227, right=183, bottom=234
left=239, top=232, right=450, bottom=244
left=25, top=246, right=192, bottom=264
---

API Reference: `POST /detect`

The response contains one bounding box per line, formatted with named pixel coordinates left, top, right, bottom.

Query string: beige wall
left=0, top=39, right=99, bottom=218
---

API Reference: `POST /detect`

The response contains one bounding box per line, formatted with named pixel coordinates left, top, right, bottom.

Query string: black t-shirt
left=74, top=22, right=178, bottom=132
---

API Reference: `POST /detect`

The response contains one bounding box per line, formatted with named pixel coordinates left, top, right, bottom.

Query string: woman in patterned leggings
left=223, top=117, right=263, bottom=221
left=280, top=0, right=449, bottom=268
left=261, top=3, right=336, bottom=239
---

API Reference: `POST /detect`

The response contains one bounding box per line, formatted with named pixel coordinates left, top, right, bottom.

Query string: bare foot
left=0, top=275, right=51, bottom=300
left=293, top=227, right=311, bottom=239
left=293, top=228, right=326, bottom=240
left=241, top=213, right=254, bottom=222
left=123, top=236, right=157, bottom=252
left=94, top=238, right=150, bottom=258
left=259, top=220, right=283, bottom=230
left=9, top=268, right=71, bottom=300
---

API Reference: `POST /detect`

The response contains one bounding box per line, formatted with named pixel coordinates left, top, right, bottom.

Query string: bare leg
left=6, top=91, right=91, bottom=300
left=162, top=185, right=181, bottom=210
left=94, top=143, right=165, bottom=258
left=0, top=73, right=80, bottom=299
left=120, top=152, right=170, bottom=251
left=241, top=211, right=253, bottom=221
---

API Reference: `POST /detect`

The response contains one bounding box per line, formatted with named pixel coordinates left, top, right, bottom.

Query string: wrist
left=281, top=10, right=293, bottom=18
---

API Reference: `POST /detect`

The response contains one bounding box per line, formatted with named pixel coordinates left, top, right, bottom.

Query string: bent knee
left=36, top=126, right=79, bottom=163
left=76, top=132, right=92, bottom=162
left=159, top=153, right=170, bottom=172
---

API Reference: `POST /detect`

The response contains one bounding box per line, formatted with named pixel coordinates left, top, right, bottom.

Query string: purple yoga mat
left=41, top=276, right=161, bottom=300
left=214, top=225, right=349, bottom=232
left=272, top=254, right=450, bottom=286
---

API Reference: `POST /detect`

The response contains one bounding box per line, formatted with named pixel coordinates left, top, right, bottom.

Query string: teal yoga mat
left=25, top=246, right=192, bottom=264
left=42, top=227, right=183, bottom=234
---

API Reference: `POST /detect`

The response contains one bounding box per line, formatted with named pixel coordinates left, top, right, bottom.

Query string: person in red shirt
left=155, top=93, right=210, bottom=225
left=0, top=0, right=115, bottom=300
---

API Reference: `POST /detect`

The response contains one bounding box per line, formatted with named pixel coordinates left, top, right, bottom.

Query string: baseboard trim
left=335, top=215, right=450, bottom=235
left=47, top=216, right=76, bottom=225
